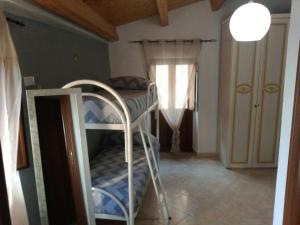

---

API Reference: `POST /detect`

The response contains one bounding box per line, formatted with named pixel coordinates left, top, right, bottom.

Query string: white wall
left=109, top=0, right=291, bottom=154
left=273, top=0, right=300, bottom=224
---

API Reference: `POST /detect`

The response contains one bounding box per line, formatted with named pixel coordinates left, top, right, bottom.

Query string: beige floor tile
left=136, top=153, right=276, bottom=225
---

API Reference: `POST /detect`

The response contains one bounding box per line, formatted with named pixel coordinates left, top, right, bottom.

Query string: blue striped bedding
left=90, top=133, right=159, bottom=217
left=83, top=89, right=156, bottom=124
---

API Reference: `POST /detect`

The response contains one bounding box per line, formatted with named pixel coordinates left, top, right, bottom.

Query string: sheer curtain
left=143, top=40, right=201, bottom=152
left=0, top=11, right=29, bottom=225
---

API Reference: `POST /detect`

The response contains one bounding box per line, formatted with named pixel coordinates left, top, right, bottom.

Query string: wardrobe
left=218, top=14, right=289, bottom=168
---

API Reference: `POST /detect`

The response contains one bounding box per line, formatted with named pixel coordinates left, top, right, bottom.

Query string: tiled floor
left=135, top=153, right=276, bottom=225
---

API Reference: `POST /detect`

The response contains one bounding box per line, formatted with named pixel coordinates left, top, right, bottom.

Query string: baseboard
left=160, top=151, right=219, bottom=160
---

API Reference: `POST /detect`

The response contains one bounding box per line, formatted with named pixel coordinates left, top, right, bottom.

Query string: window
left=156, top=65, right=169, bottom=109
left=175, top=65, right=189, bottom=109
left=155, top=64, right=189, bottom=110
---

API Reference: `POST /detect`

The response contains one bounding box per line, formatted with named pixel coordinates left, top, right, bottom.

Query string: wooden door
left=151, top=110, right=193, bottom=152
left=229, top=41, right=259, bottom=168
left=283, top=45, right=300, bottom=225
left=253, top=19, right=289, bottom=167
left=35, top=96, right=87, bottom=225
left=0, top=144, right=11, bottom=225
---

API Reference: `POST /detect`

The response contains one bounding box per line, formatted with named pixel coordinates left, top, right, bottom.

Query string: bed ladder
left=138, top=123, right=171, bottom=221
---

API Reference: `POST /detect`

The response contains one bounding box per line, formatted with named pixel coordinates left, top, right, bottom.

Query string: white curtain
left=0, top=11, right=29, bottom=225
left=143, top=40, right=201, bottom=152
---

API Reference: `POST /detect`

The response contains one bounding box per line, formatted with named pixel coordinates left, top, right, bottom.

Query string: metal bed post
left=125, top=119, right=134, bottom=225
left=141, top=83, right=171, bottom=220
left=63, top=80, right=135, bottom=225
left=156, top=104, right=159, bottom=140
left=154, top=84, right=159, bottom=140
left=138, top=119, right=171, bottom=220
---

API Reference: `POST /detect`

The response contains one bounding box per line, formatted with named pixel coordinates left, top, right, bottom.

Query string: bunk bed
left=63, top=76, right=170, bottom=225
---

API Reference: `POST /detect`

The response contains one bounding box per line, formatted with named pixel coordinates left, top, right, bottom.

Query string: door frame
left=283, top=45, right=300, bottom=225
left=0, top=143, right=12, bottom=225
left=60, top=96, right=88, bottom=225
left=26, top=88, right=95, bottom=225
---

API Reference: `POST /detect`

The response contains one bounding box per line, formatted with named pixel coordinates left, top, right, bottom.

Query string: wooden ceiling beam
left=210, top=0, right=225, bottom=11
left=33, top=0, right=118, bottom=41
left=156, top=0, right=169, bottom=26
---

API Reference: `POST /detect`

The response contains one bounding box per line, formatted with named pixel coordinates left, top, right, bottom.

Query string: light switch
left=23, top=76, right=35, bottom=87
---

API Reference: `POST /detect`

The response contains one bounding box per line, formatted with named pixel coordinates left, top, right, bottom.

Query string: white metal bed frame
left=62, top=79, right=170, bottom=225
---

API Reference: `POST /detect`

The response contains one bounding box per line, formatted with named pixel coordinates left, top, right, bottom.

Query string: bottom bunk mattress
left=90, top=144, right=159, bottom=218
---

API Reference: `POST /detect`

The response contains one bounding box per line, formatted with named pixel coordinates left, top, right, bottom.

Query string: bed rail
left=63, top=80, right=132, bottom=160
left=62, top=79, right=134, bottom=225
left=92, top=187, right=129, bottom=223
left=62, top=79, right=160, bottom=225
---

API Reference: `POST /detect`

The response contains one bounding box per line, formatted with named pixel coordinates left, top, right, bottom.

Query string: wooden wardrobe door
left=229, top=41, right=259, bottom=168
left=253, top=20, right=289, bottom=167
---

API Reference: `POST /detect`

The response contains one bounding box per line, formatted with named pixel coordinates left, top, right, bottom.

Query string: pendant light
left=229, top=1, right=271, bottom=42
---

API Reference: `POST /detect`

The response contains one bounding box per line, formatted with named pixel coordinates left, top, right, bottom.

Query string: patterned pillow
left=105, top=76, right=151, bottom=90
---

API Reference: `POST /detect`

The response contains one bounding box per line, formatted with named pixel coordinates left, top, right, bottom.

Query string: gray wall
left=7, top=14, right=111, bottom=225
left=9, top=15, right=110, bottom=88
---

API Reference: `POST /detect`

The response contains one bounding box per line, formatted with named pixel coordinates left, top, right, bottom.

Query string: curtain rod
left=6, top=17, right=25, bottom=27
left=129, top=39, right=217, bottom=44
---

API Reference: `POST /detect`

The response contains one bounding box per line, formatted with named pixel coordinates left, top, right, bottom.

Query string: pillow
left=105, top=76, right=152, bottom=90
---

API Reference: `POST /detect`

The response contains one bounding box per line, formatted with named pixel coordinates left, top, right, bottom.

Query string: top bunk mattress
left=83, top=89, right=157, bottom=124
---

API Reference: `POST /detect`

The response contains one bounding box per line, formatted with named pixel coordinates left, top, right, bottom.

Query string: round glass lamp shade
left=229, top=2, right=271, bottom=42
